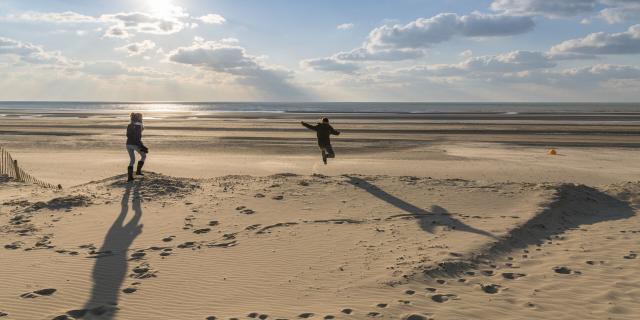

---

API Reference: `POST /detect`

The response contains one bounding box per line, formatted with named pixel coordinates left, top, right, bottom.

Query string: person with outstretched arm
left=301, top=117, right=341, bottom=164
left=126, top=112, right=149, bottom=181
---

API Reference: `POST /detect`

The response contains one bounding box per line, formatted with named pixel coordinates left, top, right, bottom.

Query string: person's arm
left=329, top=125, right=340, bottom=135
left=301, top=121, right=317, bottom=131
left=135, top=125, right=144, bottom=147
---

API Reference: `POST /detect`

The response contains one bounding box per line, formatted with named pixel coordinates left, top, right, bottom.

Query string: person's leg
left=320, top=147, right=327, bottom=164
left=136, top=148, right=146, bottom=176
left=126, top=146, right=135, bottom=181
left=325, top=145, right=335, bottom=158
left=127, top=146, right=136, bottom=167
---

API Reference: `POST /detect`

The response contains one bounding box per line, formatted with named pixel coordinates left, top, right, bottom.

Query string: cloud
left=337, top=23, right=354, bottom=30
left=599, top=1, right=640, bottom=23
left=491, top=0, right=640, bottom=22
left=1, top=6, right=219, bottom=37
left=302, top=12, right=534, bottom=68
left=502, top=64, right=640, bottom=88
left=491, top=0, right=598, bottom=17
left=300, top=57, right=359, bottom=74
left=333, top=48, right=425, bottom=61
left=0, top=36, right=76, bottom=66
left=550, top=24, right=640, bottom=55
left=103, top=25, right=131, bottom=39
left=101, top=11, right=186, bottom=36
left=401, top=50, right=556, bottom=78
left=198, top=13, right=226, bottom=24
left=168, top=39, right=307, bottom=99
left=1, top=11, right=98, bottom=23
left=115, top=40, right=156, bottom=56
left=366, top=13, right=535, bottom=51
left=81, top=60, right=170, bottom=78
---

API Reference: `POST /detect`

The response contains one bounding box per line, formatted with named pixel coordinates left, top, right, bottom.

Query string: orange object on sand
left=548, top=149, right=557, bottom=155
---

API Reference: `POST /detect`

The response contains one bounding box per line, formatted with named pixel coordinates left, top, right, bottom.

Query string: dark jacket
left=126, top=123, right=143, bottom=146
left=302, top=122, right=340, bottom=147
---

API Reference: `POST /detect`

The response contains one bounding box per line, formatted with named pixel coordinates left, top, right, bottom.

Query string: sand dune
left=1, top=172, right=638, bottom=319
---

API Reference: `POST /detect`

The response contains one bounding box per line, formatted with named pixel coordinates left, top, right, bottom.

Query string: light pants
left=321, top=145, right=335, bottom=158
left=127, top=145, right=147, bottom=167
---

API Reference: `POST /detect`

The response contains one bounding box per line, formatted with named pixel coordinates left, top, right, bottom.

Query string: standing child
left=126, top=113, right=148, bottom=181
left=301, top=117, right=341, bottom=165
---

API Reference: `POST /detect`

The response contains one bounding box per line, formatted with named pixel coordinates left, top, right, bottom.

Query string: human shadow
left=424, top=184, right=636, bottom=277
left=78, top=182, right=143, bottom=319
left=345, top=176, right=496, bottom=239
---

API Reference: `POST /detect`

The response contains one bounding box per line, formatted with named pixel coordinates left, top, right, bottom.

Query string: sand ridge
left=1, top=173, right=639, bottom=319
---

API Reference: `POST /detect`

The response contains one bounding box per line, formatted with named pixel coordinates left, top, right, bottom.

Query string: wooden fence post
left=13, top=159, right=21, bottom=181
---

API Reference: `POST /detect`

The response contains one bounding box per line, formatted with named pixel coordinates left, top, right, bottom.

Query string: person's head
left=130, top=112, right=143, bottom=122
left=321, top=117, right=329, bottom=124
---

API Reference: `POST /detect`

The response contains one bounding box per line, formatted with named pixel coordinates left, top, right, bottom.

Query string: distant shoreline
left=1, top=101, right=640, bottom=115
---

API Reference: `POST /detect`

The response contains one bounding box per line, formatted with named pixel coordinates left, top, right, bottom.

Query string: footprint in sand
left=624, top=252, right=637, bottom=259
left=205, top=316, right=217, bottom=320
left=64, top=309, right=88, bottom=318
left=56, top=305, right=115, bottom=320
left=236, top=206, right=256, bottom=215
left=122, top=287, right=137, bottom=294
left=431, top=294, right=457, bottom=303
left=403, top=315, right=429, bottom=320
left=324, top=316, right=335, bottom=319
left=130, top=263, right=157, bottom=279
left=209, top=220, right=220, bottom=226
left=178, top=241, right=197, bottom=249
left=425, top=288, right=437, bottom=293
left=341, top=308, right=353, bottom=315
left=20, top=288, right=56, bottom=298
left=130, top=251, right=146, bottom=259
left=502, top=272, right=526, bottom=280
left=0, top=312, right=7, bottom=317
left=272, top=195, right=284, bottom=200
left=4, top=242, right=21, bottom=250
left=376, top=303, right=388, bottom=308
left=404, top=290, right=416, bottom=295
left=193, top=228, right=211, bottom=234
left=162, top=236, right=175, bottom=242
left=481, top=284, right=501, bottom=294
left=553, top=266, right=578, bottom=274
left=299, top=313, right=314, bottom=318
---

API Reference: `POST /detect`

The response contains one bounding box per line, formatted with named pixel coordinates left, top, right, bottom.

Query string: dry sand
left=1, top=112, right=639, bottom=319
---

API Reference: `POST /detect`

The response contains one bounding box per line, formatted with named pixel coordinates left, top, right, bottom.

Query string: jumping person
left=126, top=113, right=148, bottom=181
left=301, top=117, right=340, bottom=164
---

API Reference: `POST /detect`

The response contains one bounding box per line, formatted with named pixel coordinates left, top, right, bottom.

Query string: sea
left=0, top=101, right=639, bottom=115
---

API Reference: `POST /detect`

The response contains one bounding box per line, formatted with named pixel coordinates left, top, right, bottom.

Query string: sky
left=0, top=0, right=639, bottom=102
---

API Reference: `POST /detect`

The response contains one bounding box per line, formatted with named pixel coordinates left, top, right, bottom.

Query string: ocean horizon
left=1, top=101, right=640, bottom=114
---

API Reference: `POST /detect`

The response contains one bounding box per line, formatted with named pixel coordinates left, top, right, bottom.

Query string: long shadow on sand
left=79, top=182, right=143, bottom=319
left=345, top=176, right=496, bottom=239
left=425, top=183, right=636, bottom=277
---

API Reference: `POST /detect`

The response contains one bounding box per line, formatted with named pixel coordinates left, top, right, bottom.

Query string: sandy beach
left=1, top=111, right=639, bottom=319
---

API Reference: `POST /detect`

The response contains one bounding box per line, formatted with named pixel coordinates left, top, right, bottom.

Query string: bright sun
left=146, top=0, right=178, bottom=18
